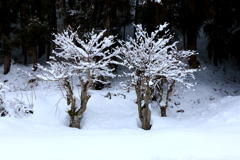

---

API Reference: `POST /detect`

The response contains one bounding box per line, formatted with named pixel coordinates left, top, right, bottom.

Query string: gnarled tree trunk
left=160, top=80, right=175, bottom=117
left=65, top=77, right=91, bottom=129
left=135, top=75, right=152, bottom=130
left=135, top=70, right=144, bottom=123
left=75, top=79, right=91, bottom=128
left=67, top=69, right=91, bottom=129
left=64, top=78, right=78, bottom=128
left=142, top=77, right=151, bottom=130
left=135, top=81, right=143, bottom=122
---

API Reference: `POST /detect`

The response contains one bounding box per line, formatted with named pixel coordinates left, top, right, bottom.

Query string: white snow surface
left=1, top=57, right=240, bottom=160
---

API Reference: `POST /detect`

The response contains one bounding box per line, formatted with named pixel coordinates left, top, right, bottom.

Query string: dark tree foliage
left=0, top=0, right=18, bottom=74
left=138, top=0, right=167, bottom=35
left=63, top=0, right=133, bottom=37
left=2, top=0, right=240, bottom=74
left=161, top=0, right=212, bottom=68
left=203, top=0, right=240, bottom=66
left=16, top=0, right=57, bottom=67
left=0, top=0, right=57, bottom=73
left=137, top=0, right=212, bottom=68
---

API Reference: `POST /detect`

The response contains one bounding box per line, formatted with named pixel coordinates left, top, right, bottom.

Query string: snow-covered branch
left=36, top=28, right=122, bottom=85
left=118, top=23, right=197, bottom=87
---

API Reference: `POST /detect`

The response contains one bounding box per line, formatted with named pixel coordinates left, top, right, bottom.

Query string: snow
left=1, top=54, right=240, bottom=160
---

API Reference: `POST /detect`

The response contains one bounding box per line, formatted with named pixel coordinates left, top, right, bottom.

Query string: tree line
left=1, top=0, right=240, bottom=74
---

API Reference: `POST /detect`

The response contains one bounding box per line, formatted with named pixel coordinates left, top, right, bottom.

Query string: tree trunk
left=123, top=22, right=126, bottom=40
left=46, top=41, right=51, bottom=61
left=160, top=80, right=175, bottom=117
left=73, top=80, right=91, bottom=129
left=4, top=50, right=11, bottom=75
left=135, top=72, right=152, bottom=130
left=160, top=106, right=167, bottom=117
left=51, top=0, right=57, bottom=33
left=135, top=82, right=143, bottom=121
left=64, top=78, right=85, bottom=129
left=68, top=70, right=91, bottom=129
left=64, top=78, right=79, bottom=128
left=68, top=97, right=80, bottom=128
left=32, top=45, right=38, bottom=71
left=134, top=0, right=139, bottom=38
left=22, top=45, right=28, bottom=65
left=70, top=84, right=91, bottom=129
left=19, top=0, right=27, bottom=65
left=141, top=77, right=152, bottom=130
left=141, top=105, right=151, bottom=130
left=187, top=29, right=199, bottom=68
left=135, top=70, right=143, bottom=122
left=79, top=84, right=90, bottom=116
left=135, top=82, right=152, bottom=130
left=182, top=30, right=187, bottom=50
left=3, top=27, right=11, bottom=75
left=105, top=7, right=111, bottom=36
left=70, top=114, right=81, bottom=128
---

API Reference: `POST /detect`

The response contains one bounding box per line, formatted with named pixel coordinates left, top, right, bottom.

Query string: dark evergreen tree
left=162, top=0, right=212, bottom=68
left=203, top=0, right=240, bottom=66
left=63, top=0, right=133, bottom=38
left=16, top=0, right=57, bottom=68
left=45, top=0, right=57, bottom=61
left=0, top=0, right=18, bottom=74
left=138, top=0, right=167, bottom=35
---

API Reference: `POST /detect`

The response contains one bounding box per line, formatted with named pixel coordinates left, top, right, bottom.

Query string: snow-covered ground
left=1, top=53, right=240, bottom=160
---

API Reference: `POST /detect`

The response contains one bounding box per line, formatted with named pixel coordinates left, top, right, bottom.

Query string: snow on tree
left=37, top=27, right=122, bottom=129
left=117, top=23, right=197, bottom=130
left=0, top=83, right=9, bottom=117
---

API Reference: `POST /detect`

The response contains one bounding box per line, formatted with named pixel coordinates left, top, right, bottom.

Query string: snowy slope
left=1, top=57, right=240, bottom=160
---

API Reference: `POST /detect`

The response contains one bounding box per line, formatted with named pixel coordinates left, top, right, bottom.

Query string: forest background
left=1, top=0, right=240, bottom=74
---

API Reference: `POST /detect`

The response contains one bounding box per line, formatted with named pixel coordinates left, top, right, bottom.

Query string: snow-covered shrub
left=6, top=98, right=34, bottom=118
left=0, top=83, right=34, bottom=118
left=0, top=83, right=9, bottom=117
left=36, top=27, right=122, bottom=129
left=117, top=23, right=197, bottom=130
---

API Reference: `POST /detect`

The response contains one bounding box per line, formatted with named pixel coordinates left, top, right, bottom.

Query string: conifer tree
left=162, top=0, right=211, bottom=68
left=203, top=0, right=240, bottom=65
left=138, top=0, right=167, bottom=35
left=17, top=0, right=57, bottom=67
left=63, top=0, right=133, bottom=37
left=0, top=0, right=18, bottom=74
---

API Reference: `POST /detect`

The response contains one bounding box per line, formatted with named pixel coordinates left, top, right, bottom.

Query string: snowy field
left=1, top=55, right=240, bottom=160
